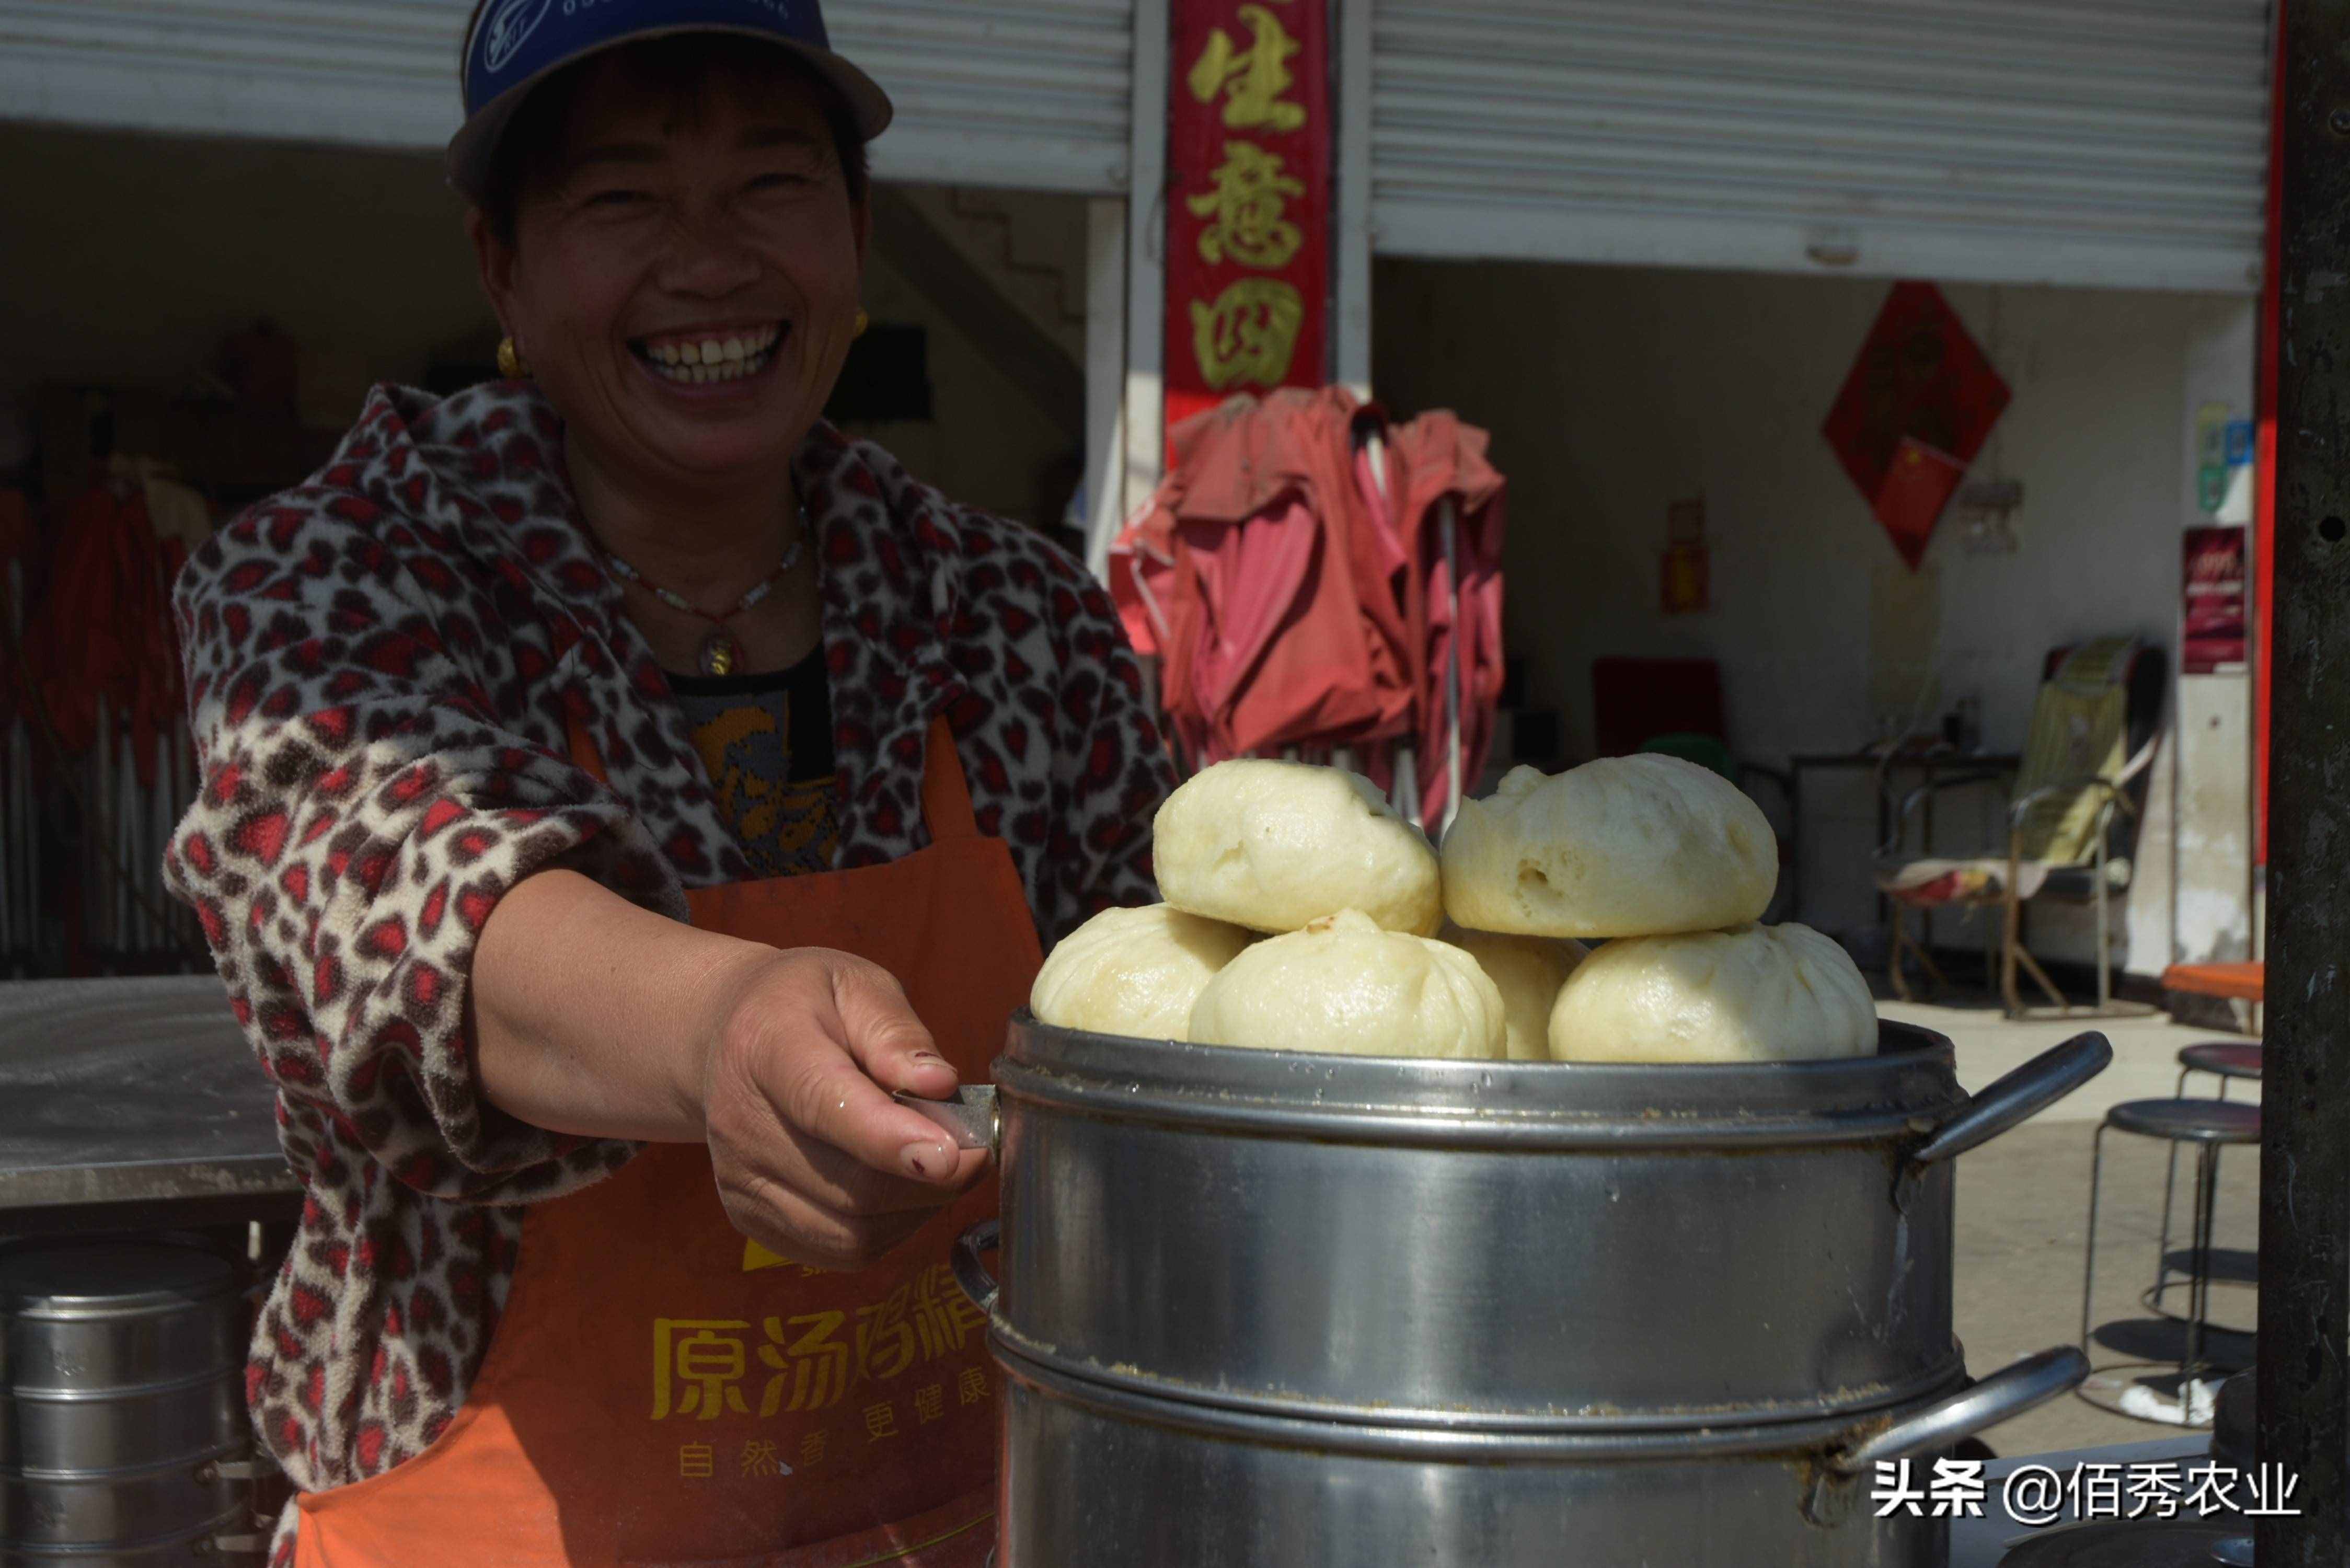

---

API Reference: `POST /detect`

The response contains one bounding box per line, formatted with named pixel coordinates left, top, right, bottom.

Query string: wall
left=1372, top=259, right=2252, bottom=975
left=0, top=122, right=1078, bottom=524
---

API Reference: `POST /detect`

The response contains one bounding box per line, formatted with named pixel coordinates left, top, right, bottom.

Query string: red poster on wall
left=1164, top=0, right=1333, bottom=437
left=2183, top=525, right=2249, bottom=675
left=1821, top=282, right=2010, bottom=571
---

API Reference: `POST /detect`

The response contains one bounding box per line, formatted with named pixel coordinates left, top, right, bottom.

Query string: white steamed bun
left=1442, top=756, right=1776, bottom=939
left=1441, top=925, right=1588, bottom=1062
left=1030, top=903, right=1254, bottom=1041
left=1546, top=922, right=1876, bottom=1064
left=1188, top=909, right=1504, bottom=1058
left=1155, top=759, right=1441, bottom=935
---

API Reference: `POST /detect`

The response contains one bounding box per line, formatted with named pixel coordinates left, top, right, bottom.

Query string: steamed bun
left=1442, top=925, right=1588, bottom=1062
left=1031, top=904, right=1255, bottom=1041
left=1546, top=923, right=1875, bottom=1064
left=1155, top=759, right=1442, bottom=935
left=1442, top=757, right=1776, bottom=939
left=1189, top=910, right=1504, bottom=1058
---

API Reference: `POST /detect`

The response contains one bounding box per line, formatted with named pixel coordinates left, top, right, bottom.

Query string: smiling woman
left=158, top=3, right=1172, bottom=1565
left=470, top=39, right=873, bottom=517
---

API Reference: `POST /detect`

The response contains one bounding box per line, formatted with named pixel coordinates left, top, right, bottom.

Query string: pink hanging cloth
left=1111, top=388, right=1415, bottom=768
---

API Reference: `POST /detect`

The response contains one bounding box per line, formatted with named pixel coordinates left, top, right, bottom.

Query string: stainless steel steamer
left=1, top=1243, right=268, bottom=1566
left=946, top=1016, right=2108, bottom=1567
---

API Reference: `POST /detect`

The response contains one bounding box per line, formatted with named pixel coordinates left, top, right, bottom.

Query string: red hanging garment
left=1388, top=411, right=1507, bottom=825
left=1111, top=388, right=1415, bottom=767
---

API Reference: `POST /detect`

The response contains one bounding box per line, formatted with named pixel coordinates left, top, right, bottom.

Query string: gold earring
left=853, top=309, right=870, bottom=339
left=497, top=337, right=530, bottom=379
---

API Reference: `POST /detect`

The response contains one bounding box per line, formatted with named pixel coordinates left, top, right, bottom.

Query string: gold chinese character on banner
left=1188, top=141, right=1305, bottom=269
left=678, top=1443, right=716, bottom=1479
left=1191, top=279, right=1306, bottom=390
left=854, top=1286, right=919, bottom=1382
left=958, top=1367, right=990, bottom=1406
left=864, top=1401, right=900, bottom=1441
left=800, top=1430, right=829, bottom=1467
left=740, top=1439, right=785, bottom=1478
left=652, top=1320, right=751, bottom=1421
left=1187, top=4, right=1306, bottom=132
left=915, top=1383, right=946, bottom=1424
left=758, top=1312, right=851, bottom=1416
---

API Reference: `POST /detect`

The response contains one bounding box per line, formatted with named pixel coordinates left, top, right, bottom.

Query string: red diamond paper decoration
left=1822, top=282, right=2011, bottom=571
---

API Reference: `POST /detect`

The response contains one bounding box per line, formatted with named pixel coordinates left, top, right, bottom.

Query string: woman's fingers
left=823, top=953, right=961, bottom=1099
left=699, top=946, right=996, bottom=1269
left=719, top=1165, right=941, bottom=1272
left=779, top=955, right=971, bottom=1182
left=764, top=1106, right=990, bottom=1214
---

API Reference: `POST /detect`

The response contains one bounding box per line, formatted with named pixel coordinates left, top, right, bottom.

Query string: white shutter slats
left=833, top=0, right=1133, bottom=191
left=0, top=0, right=1133, bottom=194
left=1372, top=0, right=2272, bottom=292
left=0, top=0, right=461, bottom=146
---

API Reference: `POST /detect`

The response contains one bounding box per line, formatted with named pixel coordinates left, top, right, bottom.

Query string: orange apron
left=295, top=713, right=1038, bottom=1567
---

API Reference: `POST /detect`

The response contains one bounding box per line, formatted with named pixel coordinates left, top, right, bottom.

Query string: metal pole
left=2260, top=1, right=2350, bottom=1557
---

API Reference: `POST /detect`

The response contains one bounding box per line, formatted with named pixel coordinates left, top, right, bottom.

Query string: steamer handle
left=952, top=1218, right=1001, bottom=1317
left=1827, top=1347, right=2089, bottom=1475
left=1908, top=1032, right=2112, bottom=1168
left=894, top=1083, right=998, bottom=1154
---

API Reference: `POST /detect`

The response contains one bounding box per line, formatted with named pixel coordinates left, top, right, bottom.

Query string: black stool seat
left=2107, top=1098, right=2261, bottom=1145
left=2178, top=1042, right=2263, bottom=1081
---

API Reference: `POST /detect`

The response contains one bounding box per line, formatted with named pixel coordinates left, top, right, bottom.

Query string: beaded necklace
left=602, top=507, right=809, bottom=676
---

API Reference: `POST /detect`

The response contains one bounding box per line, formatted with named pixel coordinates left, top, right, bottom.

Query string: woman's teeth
left=639, top=326, right=783, bottom=385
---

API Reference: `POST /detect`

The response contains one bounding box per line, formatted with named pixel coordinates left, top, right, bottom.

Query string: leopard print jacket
left=162, top=382, right=1171, bottom=1545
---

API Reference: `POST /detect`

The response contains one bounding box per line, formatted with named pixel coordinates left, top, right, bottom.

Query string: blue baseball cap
left=447, top=0, right=893, bottom=201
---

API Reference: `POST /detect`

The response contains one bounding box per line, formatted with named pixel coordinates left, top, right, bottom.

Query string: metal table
left=0, top=975, right=298, bottom=1235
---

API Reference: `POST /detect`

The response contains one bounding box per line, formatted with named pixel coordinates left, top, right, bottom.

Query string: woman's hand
left=695, top=946, right=990, bottom=1270
left=473, top=870, right=986, bottom=1269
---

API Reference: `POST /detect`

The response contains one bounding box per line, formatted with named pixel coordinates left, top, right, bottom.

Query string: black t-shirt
left=666, top=648, right=839, bottom=878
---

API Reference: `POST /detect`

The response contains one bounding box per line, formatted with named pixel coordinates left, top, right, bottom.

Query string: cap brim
left=446, top=26, right=892, bottom=203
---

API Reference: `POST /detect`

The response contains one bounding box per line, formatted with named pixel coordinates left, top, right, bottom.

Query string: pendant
left=699, top=629, right=743, bottom=677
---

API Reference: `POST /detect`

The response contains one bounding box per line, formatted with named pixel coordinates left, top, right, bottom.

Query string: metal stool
left=2151, top=1045, right=2262, bottom=1325
left=2081, top=1098, right=2261, bottom=1423
left=2175, top=1042, right=2262, bottom=1098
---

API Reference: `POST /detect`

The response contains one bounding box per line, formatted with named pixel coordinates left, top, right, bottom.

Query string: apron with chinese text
left=294, top=713, right=1036, bottom=1567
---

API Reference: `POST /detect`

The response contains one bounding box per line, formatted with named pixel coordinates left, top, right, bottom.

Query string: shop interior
left=0, top=117, right=1092, bottom=981
left=1371, top=256, right=2259, bottom=999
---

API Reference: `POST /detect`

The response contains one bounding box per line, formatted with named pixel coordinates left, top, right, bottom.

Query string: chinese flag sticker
left=1821, top=283, right=2010, bottom=571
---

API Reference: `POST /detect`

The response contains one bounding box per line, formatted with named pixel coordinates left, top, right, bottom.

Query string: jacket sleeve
left=164, top=499, right=681, bottom=1205
left=1039, top=556, right=1176, bottom=946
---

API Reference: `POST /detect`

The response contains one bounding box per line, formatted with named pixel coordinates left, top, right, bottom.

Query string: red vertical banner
left=2253, top=0, right=2285, bottom=867
left=1164, top=0, right=1333, bottom=439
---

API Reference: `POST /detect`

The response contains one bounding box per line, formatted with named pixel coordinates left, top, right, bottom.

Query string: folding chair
left=1876, top=638, right=2167, bottom=1017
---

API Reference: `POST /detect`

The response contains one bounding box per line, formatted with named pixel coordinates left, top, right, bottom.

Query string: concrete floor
left=1881, top=997, right=2261, bottom=1457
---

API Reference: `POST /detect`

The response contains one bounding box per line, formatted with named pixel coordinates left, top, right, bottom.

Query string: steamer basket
left=967, top=1015, right=2106, bottom=1425
left=1, top=1245, right=260, bottom=1566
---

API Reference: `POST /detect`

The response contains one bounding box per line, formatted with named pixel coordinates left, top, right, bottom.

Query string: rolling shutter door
left=834, top=0, right=1135, bottom=193
left=0, top=0, right=1134, bottom=194
left=1370, top=0, right=2270, bottom=293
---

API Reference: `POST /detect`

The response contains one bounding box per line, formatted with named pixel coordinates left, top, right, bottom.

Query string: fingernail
left=901, top=1142, right=950, bottom=1179
left=911, top=1051, right=950, bottom=1069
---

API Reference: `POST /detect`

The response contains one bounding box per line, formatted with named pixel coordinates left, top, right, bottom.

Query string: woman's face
left=472, top=54, right=867, bottom=493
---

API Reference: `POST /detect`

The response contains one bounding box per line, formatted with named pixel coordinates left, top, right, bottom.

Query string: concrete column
left=1333, top=0, right=1374, bottom=398
left=2172, top=299, right=2259, bottom=969
left=1120, top=0, right=1170, bottom=520
left=1082, top=197, right=1128, bottom=580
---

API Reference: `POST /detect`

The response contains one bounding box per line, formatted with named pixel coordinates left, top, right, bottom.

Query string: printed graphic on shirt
left=672, top=653, right=839, bottom=879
